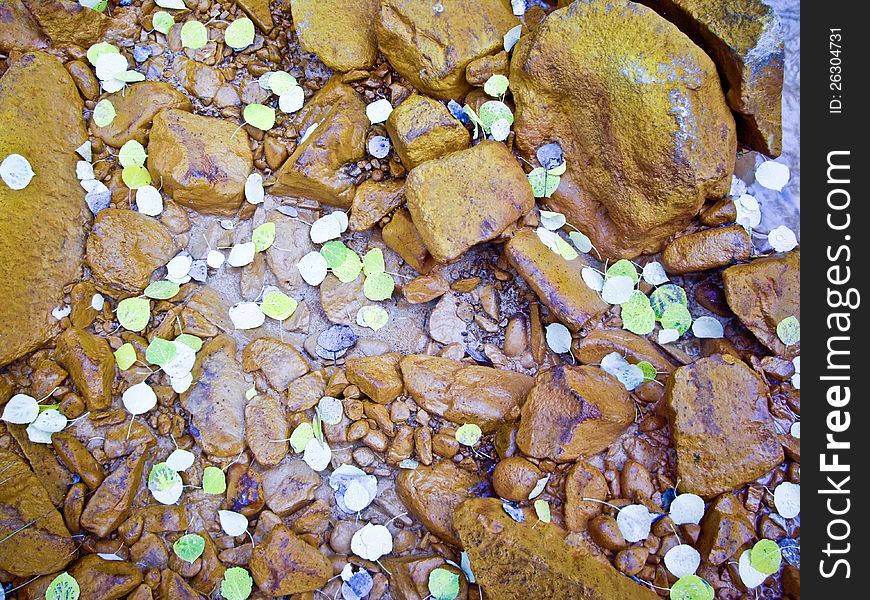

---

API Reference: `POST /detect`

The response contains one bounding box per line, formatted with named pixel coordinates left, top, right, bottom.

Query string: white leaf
left=122, top=381, right=157, bottom=415
left=101, top=77, right=126, bottom=94
left=26, top=423, right=53, bottom=444
left=166, top=448, right=195, bottom=472
left=528, top=475, right=549, bottom=500
left=299, top=122, right=319, bottom=144
left=91, top=294, right=105, bottom=311
left=539, top=210, right=566, bottom=231
left=691, top=316, right=724, bottom=339
left=2, top=394, right=39, bottom=424
left=81, top=178, right=108, bottom=194
left=789, top=421, right=800, bottom=439
left=511, top=0, right=526, bottom=16
left=664, top=544, right=701, bottom=578
left=738, top=550, right=767, bottom=589
left=298, top=251, right=328, bottom=286
left=341, top=564, right=354, bottom=582
left=206, top=250, right=225, bottom=269
left=569, top=231, right=592, bottom=253
left=774, top=482, right=800, bottom=519
left=245, top=173, right=264, bottom=205
left=544, top=323, right=572, bottom=354
left=303, top=437, right=332, bottom=472
left=76, top=160, right=95, bottom=181
left=600, top=352, right=645, bottom=391
left=729, top=175, right=747, bottom=198
left=343, top=479, right=373, bottom=512
left=641, top=262, right=669, bottom=286
left=52, top=304, right=71, bottom=320
left=95, top=52, right=128, bottom=81
left=218, top=510, right=248, bottom=537
left=166, top=273, right=191, bottom=285
left=163, top=341, right=196, bottom=379
left=332, top=210, right=349, bottom=232
left=97, top=553, right=123, bottom=561
left=350, top=523, right=393, bottom=561
left=1, top=154, right=35, bottom=190
left=229, top=302, right=265, bottom=330
left=768, top=225, right=798, bottom=252
left=755, top=161, right=790, bottom=191
left=310, top=212, right=344, bottom=244
left=657, top=328, right=680, bottom=345
left=317, top=396, right=343, bottom=425
left=228, top=242, right=256, bottom=267
left=669, top=493, right=705, bottom=525
left=616, top=504, right=652, bottom=543
left=490, top=118, right=511, bottom=142
left=155, top=0, right=186, bottom=8
left=581, top=267, right=604, bottom=292
left=366, top=99, right=393, bottom=124
left=735, top=194, right=762, bottom=229
left=278, top=86, right=305, bottom=113
left=166, top=254, right=193, bottom=280
left=171, top=372, right=193, bottom=394
left=601, top=275, right=635, bottom=305
left=76, top=141, right=93, bottom=162
left=32, top=409, right=67, bottom=433
left=150, top=473, right=183, bottom=505
left=136, top=185, right=163, bottom=216
left=503, top=24, right=522, bottom=52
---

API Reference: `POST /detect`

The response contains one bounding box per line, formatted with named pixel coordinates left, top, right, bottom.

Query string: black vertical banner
left=803, top=1, right=868, bottom=597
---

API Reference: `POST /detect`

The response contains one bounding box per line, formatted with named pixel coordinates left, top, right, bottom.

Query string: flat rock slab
left=665, top=354, right=784, bottom=496
left=0, top=52, right=88, bottom=366
left=662, top=224, right=751, bottom=274
left=91, top=81, right=192, bottom=148
left=290, top=0, right=378, bottom=71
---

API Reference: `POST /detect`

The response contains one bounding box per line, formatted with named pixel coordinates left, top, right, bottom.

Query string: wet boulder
left=400, top=354, right=534, bottom=433
left=385, top=94, right=470, bottom=169
left=382, top=556, right=469, bottom=600
left=85, top=208, right=177, bottom=294
left=349, top=179, right=406, bottom=232
left=641, top=0, right=784, bottom=156
left=0, top=0, right=48, bottom=52
left=54, top=326, right=115, bottom=411
left=0, top=449, right=75, bottom=577
left=92, top=81, right=192, bottom=148
left=0, top=52, right=88, bottom=366
left=505, top=229, right=609, bottom=332
left=662, top=225, right=751, bottom=274
left=148, top=109, right=253, bottom=216
left=510, top=0, right=736, bottom=258
left=261, top=457, right=320, bottom=515
left=290, top=0, right=379, bottom=71
left=454, top=498, right=659, bottom=600
left=564, top=460, right=609, bottom=532
left=346, top=352, right=404, bottom=404
left=576, top=328, right=677, bottom=379
left=697, top=492, right=756, bottom=565
left=26, top=0, right=108, bottom=48
left=69, top=554, right=143, bottom=600
left=722, top=250, right=800, bottom=358
left=396, top=460, right=488, bottom=546
left=236, top=0, right=274, bottom=32
left=517, top=365, right=634, bottom=462
left=271, top=78, right=368, bottom=208
left=250, top=523, right=332, bottom=595
left=242, top=337, right=310, bottom=391
left=492, top=457, right=542, bottom=503
left=405, top=141, right=534, bottom=263
left=376, top=0, right=519, bottom=99
left=80, top=446, right=149, bottom=537
left=245, top=394, right=289, bottom=467
left=665, top=354, right=784, bottom=496
left=181, top=335, right=248, bottom=458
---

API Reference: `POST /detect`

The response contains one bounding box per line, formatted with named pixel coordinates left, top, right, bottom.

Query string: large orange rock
left=54, top=327, right=114, bottom=411
left=576, top=328, right=677, bottom=379
left=91, top=81, right=192, bottom=148
left=271, top=77, right=368, bottom=208
left=346, top=352, right=404, bottom=404
left=454, top=498, right=660, bottom=600
left=376, top=0, right=518, bottom=99
left=69, top=554, right=143, bottom=600
left=0, top=0, right=49, bottom=52
left=510, top=0, right=735, bottom=258
left=148, top=109, right=252, bottom=216
left=26, top=0, right=108, bottom=48
left=80, top=445, right=150, bottom=537
left=640, top=0, right=784, bottom=156
left=385, top=94, right=470, bottom=169
left=405, top=141, right=534, bottom=263
left=400, top=354, right=534, bottom=432
left=290, top=0, right=378, bottom=71
left=662, top=224, right=751, bottom=274
left=665, top=354, right=784, bottom=496
left=505, top=229, right=609, bottom=332
left=697, top=492, right=756, bottom=565
left=0, top=52, right=88, bottom=366
left=249, top=524, right=332, bottom=595
left=516, top=365, right=634, bottom=462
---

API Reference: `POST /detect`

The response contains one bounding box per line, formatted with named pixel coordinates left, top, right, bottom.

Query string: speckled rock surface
left=290, top=0, right=379, bottom=71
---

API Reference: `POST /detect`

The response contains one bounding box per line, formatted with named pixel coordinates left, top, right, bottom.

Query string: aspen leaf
left=243, top=104, right=275, bottom=130
left=224, top=17, right=255, bottom=50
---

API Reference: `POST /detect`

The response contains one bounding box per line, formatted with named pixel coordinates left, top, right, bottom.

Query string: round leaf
left=776, top=316, right=800, bottom=345
left=527, top=167, right=560, bottom=198
left=219, top=510, right=249, bottom=537
left=122, top=381, right=158, bottom=415
left=691, top=316, right=724, bottom=339
left=224, top=17, right=255, bottom=50
left=545, top=322, right=572, bottom=354
left=755, top=160, right=790, bottom=191
left=136, top=185, right=164, bottom=216
left=366, top=98, right=393, bottom=124
left=362, top=248, right=386, bottom=276
left=181, top=20, right=208, bottom=50
left=228, top=241, right=256, bottom=267
left=166, top=448, right=195, bottom=472
left=243, top=104, right=275, bottom=130
left=118, top=139, right=147, bottom=168
left=229, top=302, right=265, bottom=330
left=144, top=279, right=180, bottom=300
left=455, top=423, right=482, bottom=446
left=303, top=437, right=332, bottom=471
left=483, top=74, right=509, bottom=97
left=768, top=225, right=797, bottom=252
left=601, top=275, right=635, bottom=305
left=428, top=568, right=460, bottom=600
left=750, top=539, right=782, bottom=575
left=46, top=572, right=80, bottom=600
left=114, top=343, right=137, bottom=370
left=350, top=523, right=393, bottom=561
left=650, top=284, right=687, bottom=318
left=173, top=534, right=206, bottom=563
left=363, top=272, right=395, bottom=302
left=268, top=71, right=297, bottom=95
left=148, top=462, right=183, bottom=504
left=1, top=394, right=39, bottom=425
left=221, top=567, right=254, bottom=600
left=660, top=303, right=692, bottom=335
left=202, top=466, right=227, bottom=495
left=260, top=290, right=298, bottom=320
left=616, top=504, right=652, bottom=543
left=534, top=499, right=551, bottom=523
left=145, top=338, right=177, bottom=366
left=252, top=222, right=276, bottom=252
left=737, top=550, right=768, bottom=589
left=290, top=422, right=315, bottom=453
left=641, top=261, right=669, bottom=285
left=669, top=493, right=705, bottom=525
left=605, top=259, right=638, bottom=283
left=298, top=251, right=329, bottom=286
left=122, top=165, right=151, bottom=189
left=664, top=544, right=701, bottom=578
left=117, top=297, right=150, bottom=332
left=0, top=154, right=35, bottom=190
left=317, top=396, right=344, bottom=425
left=32, top=409, right=67, bottom=432
left=670, top=575, right=714, bottom=600
left=773, top=481, right=800, bottom=518
left=152, top=11, right=175, bottom=34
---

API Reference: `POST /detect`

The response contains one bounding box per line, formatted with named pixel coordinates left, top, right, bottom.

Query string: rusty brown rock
left=697, top=492, right=756, bottom=565
left=505, top=229, right=609, bottom=332
left=385, top=94, right=470, bottom=170
left=406, top=141, right=534, bottom=263
left=564, top=460, right=609, bottom=532
left=287, top=369, right=329, bottom=412
left=382, top=556, right=469, bottom=600
left=346, top=352, right=404, bottom=404
left=396, top=460, right=488, bottom=546
left=382, top=207, right=434, bottom=273
left=577, top=328, right=677, bottom=378
left=0, top=449, right=75, bottom=577
left=454, top=498, right=659, bottom=599
left=26, top=0, right=107, bottom=48
left=148, top=109, right=252, bottom=216
left=665, top=354, right=784, bottom=496
left=235, top=0, right=274, bottom=32
left=54, top=327, right=114, bottom=411
left=52, top=431, right=104, bottom=491
left=492, top=456, right=542, bottom=502
left=86, top=208, right=177, bottom=294
left=510, top=0, right=735, bottom=258
left=181, top=335, right=248, bottom=458
left=466, top=51, right=509, bottom=86
left=376, top=0, right=519, bottom=99
left=662, top=225, right=751, bottom=274
left=250, top=523, right=332, bottom=595
left=517, top=365, right=634, bottom=462
left=262, top=456, right=320, bottom=515
left=640, top=0, right=784, bottom=156
left=69, top=554, right=144, bottom=600
left=80, top=445, right=149, bottom=538
left=722, top=250, right=800, bottom=358
left=245, top=394, right=289, bottom=466
left=271, top=78, right=368, bottom=208
left=92, top=82, right=192, bottom=148
left=403, top=273, right=450, bottom=304
left=242, top=337, right=309, bottom=391
left=226, top=463, right=266, bottom=517
left=290, top=0, right=379, bottom=71
left=349, top=178, right=405, bottom=232
left=699, top=197, right=738, bottom=226
left=400, top=354, right=534, bottom=433
left=0, top=0, right=48, bottom=52
left=65, top=59, right=99, bottom=99
left=0, top=52, right=88, bottom=367
left=159, top=569, right=202, bottom=600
